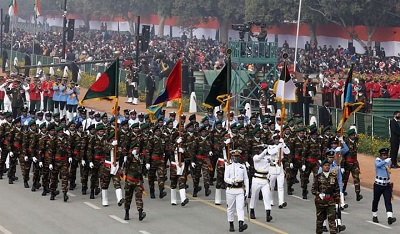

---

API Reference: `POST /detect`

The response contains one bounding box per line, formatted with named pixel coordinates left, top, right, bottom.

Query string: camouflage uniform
left=38, top=129, right=52, bottom=195
left=0, top=120, right=13, bottom=180
left=288, top=130, right=306, bottom=194
left=342, top=136, right=362, bottom=198
left=210, top=124, right=226, bottom=189
left=22, top=124, right=40, bottom=190
left=312, top=166, right=340, bottom=234
left=192, top=128, right=213, bottom=197
left=12, top=123, right=25, bottom=184
left=302, top=135, right=323, bottom=199
left=80, top=130, right=94, bottom=194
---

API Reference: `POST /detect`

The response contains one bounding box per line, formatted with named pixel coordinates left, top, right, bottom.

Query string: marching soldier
left=65, top=121, right=79, bottom=190
left=80, top=124, right=96, bottom=195
left=225, top=150, right=249, bottom=232
left=22, top=120, right=41, bottom=191
left=182, top=122, right=197, bottom=194
left=0, top=112, right=14, bottom=180
left=210, top=120, right=227, bottom=205
left=312, top=159, right=340, bottom=234
left=38, top=123, right=53, bottom=196
left=12, top=117, right=25, bottom=186
left=170, top=134, right=190, bottom=206
left=288, top=126, right=306, bottom=195
left=232, top=124, right=249, bottom=166
left=372, top=148, right=396, bottom=225
left=100, top=132, right=119, bottom=206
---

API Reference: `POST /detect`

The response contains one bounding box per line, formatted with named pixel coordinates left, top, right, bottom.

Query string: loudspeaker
left=4, top=15, right=10, bottom=33
left=182, top=64, right=189, bottom=94
left=141, top=25, right=150, bottom=52
left=67, top=19, right=75, bottom=42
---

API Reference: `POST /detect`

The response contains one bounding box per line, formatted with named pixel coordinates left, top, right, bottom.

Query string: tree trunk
left=158, top=15, right=165, bottom=38
left=308, top=21, right=318, bottom=48
left=127, top=14, right=135, bottom=35
left=219, top=18, right=229, bottom=43
left=83, top=14, right=91, bottom=30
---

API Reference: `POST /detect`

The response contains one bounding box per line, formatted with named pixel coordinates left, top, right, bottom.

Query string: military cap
left=101, top=113, right=108, bottom=119
left=201, top=116, right=209, bottom=123
left=379, top=148, right=389, bottom=154
left=216, top=111, right=224, bottom=116
left=131, top=142, right=139, bottom=148
left=37, top=111, right=44, bottom=116
left=108, top=132, right=115, bottom=140
left=296, top=126, right=306, bottom=132
left=170, top=112, right=176, bottom=117
left=236, top=124, right=245, bottom=130
left=28, top=120, right=36, bottom=127
left=272, top=132, right=281, bottom=139
left=267, top=120, right=275, bottom=126
left=138, top=113, right=144, bottom=118
left=79, top=109, right=87, bottom=114
left=47, top=124, right=55, bottom=131
left=286, top=116, right=294, bottom=122
left=283, top=124, right=290, bottom=130
left=55, top=126, right=64, bottom=132
left=123, top=109, right=130, bottom=114
left=326, top=150, right=335, bottom=157
left=199, top=125, right=208, bottom=132
left=67, top=121, right=75, bottom=127
left=140, top=123, right=150, bottom=130
left=94, top=112, right=101, bottom=117
left=252, top=126, right=261, bottom=135
left=294, top=118, right=303, bottom=125
left=29, top=109, right=36, bottom=115
left=39, top=122, right=47, bottom=129
left=323, top=125, right=331, bottom=132
left=76, top=122, right=83, bottom=128
left=232, top=150, right=242, bottom=156
left=13, top=117, right=21, bottom=124
left=45, top=112, right=52, bottom=117
left=144, top=114, right=150, bottom=119
left=230, top=123, right=237, bottom=129
left=215, top=120, right=223, bottom=125
left=346, top=128, right=356, bottom=135
left=131, top=122, right=139, bottom=128
left=237, top=115, right=244, bottom=120
left=5, top=112, right=12, bottom=118
left=87, top=124, right=95, bottom=131
left=89, top=110, right=95, bottom=115
left=185, top=122, right=194, bottom=129
left=188, top=114, right=195, bottom=121
left=250, top=114, right=257, bottom=119
left=261, top=119, right=269, bottom=124
left=121, top=120, right=129, bottom=126
left=166, top=119, right=173, bottom=125
left=52, top=112, right=60, bottom=118
left=321, top=158, right=331, bottom=165
left=130, top=109, right=137, bottom=115
left=181, top=115, right=186, bottom=120
left=95, top=124, right=105, bottom=131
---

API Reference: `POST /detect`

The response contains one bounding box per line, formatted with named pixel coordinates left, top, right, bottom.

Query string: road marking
left=289, top=195, right=310, bottom=201
left=341, top=211, right=349, bottom=215
left=366, top=220, right=392, bottom=229
left=109, top=215, right=128, bottom=224
left=0, top=225, right=13, bottom=234
left=139, top=231, right=151, bottom=234
left=84, top=202, right=101, bottom=210
left=67, top=192, right=76, bottom=197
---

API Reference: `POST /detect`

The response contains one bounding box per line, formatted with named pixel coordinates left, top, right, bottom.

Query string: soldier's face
left=216, top=124, right=222, bottom=130
left=48, top=129, right=55, bottom=136
left=122, top=125, right=129, bottom=131
left=349, top=134, right=356, bottom=139
left=78, top=126, right=83, bottom=132
left=167, top=123, right=173, bottom=129
left=30, top=125, right=37, bottom=131
left=57, top=130, right=64, bottom=137
left=284, top=129, right=291, bottom=134
left=250, top=118, right=257, bottom=124
left=322, top=163, right=330, bottom=172
left=239, top=128, right=246, bottom=134
left=298, top=131, right=305, bottom=138
left=97, top=130, right=105, bottom=136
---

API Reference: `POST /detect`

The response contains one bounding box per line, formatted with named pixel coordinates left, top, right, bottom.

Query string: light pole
left=62, top=0, right=67, bottom=60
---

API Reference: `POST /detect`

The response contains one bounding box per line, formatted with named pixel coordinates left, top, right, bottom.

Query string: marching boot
left=238, top=221, right=248, bottom=232
left=388, top=212, right=396, bottom=225
left=287, top=184, right=293, bottom=195
left=337, top=219, right=346, bottom=232
left=193, top=185, right=201, bottom=197
left=50, top=191, right=56, bottom=200
left=31, top=185, right=36, bottom=192
left=205, top=187, right=211, bottom=197
left=63, top=192, right=69, bottom=202
left=215, top=188, right=221, bottom=205
left=132, top=98, right=138, bottom=105
left=8, top=177, right=13, bottom=184
left=24, top=180, right=29, bottom=188
left=179, top=189, right=189, bottom=206
left=124, top=209, right=130, bottom=220
left=159, top=189, right=167, bottom=199
left=250, top=209, right=256, bottom=219
left=356, top=192, right=363, bottom=201
left=126, top=97, right=132, bottom=103
left=150, top=188, right=155, bottom=199
left=279, top=202, right=287, bottom=209
left=12, top=175, right=18, bottom=181
left=170, top=188, right=177, bottom=205
left=229, top=221, right=235, bottom=232
left=266, top=210, right=273, bottom=222
left=90, top=188, right=95, bottom=199
left=42, top=186, right=48, bottom=196
left=95, top=187, right=101, bottom=195
left=302, top=189, right=308, bottom=199
left=138, top=208, right=146, bottom=221
left=373, top=216, right=379, bottom=223
left=69, top=179, right=76, bottom=190
left=35, top=181, right=41, bottom=189
left=116, top=188, right=125, bottom=206
left=82, top=184, right=88, bottom=195
left=101, top=189, right=109, bottom=207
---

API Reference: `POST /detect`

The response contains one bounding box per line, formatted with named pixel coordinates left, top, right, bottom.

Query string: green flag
left=203, top=65, right=229, bottom=108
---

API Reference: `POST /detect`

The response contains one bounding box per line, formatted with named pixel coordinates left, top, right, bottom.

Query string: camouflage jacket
left=312, top=171, right=340, bottom=203
left=193, top=135, right=213, bottom=161
left=146, top=135, right=166, bottom=163
left=210, top=128, right=226, bottom=155
left=289, top=135, right=306, bottom=163
left=303, top=137, right=323, bottom=161
left=87, top=135, right=111, bottom=162
left=0, top=121, right=12, bottom=148
left=10, top=126, right=24, bottom=153
left=22, top=129, right=38, bottom=158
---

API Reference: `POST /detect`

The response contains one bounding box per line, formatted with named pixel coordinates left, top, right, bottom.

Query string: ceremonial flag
left=152, top=59, right=182, bottom=105
left=79, top=60, right=119, bottom=105
left=34, top=0, right=41, bottom=18
left=9, top=0, right=18, bottom=16
left=337, top=64, right=364, bottom=131
left=274, top=63, right=297, bottom=102
left=147, top=104, right=164, bottom=123
left=203, top=65, right=230, bottom=109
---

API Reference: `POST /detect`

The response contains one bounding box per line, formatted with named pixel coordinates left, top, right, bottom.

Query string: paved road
left=0, top=169, right=398, bottom=234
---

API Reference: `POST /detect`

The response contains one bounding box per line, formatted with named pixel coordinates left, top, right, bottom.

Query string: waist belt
left=294, top=154, right=302, bottom=160
left=45, top=153, right=51, bottom=158
left=151, top=156, right=164, bottom=161
left=94, top=155, right=106, bottom=160
left=13, top=143, right=22, bottom=148
left=196, top=155, right=208, bottom=159
left=227, top=182, right=244, bottom=188
left=55, top=156, right=67, bottom=160
left=126, top=175, right=141, bottom=182
left=217, top=158, right=225, bottom=165
left=375, top=176, right=390, bottom=185
left=345, top=158, right=357, bottom=163
left=254, top=172, right=269, bottom=178
left=73, top=151, right=79, bottom=155
left=307, top=158, right=318, bottom=163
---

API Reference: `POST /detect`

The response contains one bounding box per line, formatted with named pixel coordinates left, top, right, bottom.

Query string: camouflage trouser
left=90, top=159, right=105, bottom=190
left=315, top=200, right=337, bottom=234
left=193, top=156, right=211, bottom=189
left=169, top=162, right=187, bottom=190
left=31, top=160, right=41, bottom=184
left=215, top=159, right=226, bottom=189
left=301, top=161, right=319, bottom=190
left=342, top=161, right=361, bottom=193
left=0, top=149, right=8, bottom=174
left=7, top=153, right=18, bottom=179
left=101, top=164, right=122, bottom=189
left=124, top=178, right=143, bottom=211
left=288, top=158, right=302, bottom=186
left=69, top=158, right=79, bottom=183
left=148, top=158, right=165, bottom=191
left=80, top=163, right=89, bottom=186
left=50, top=159, right=69, bottom=193
left=19, top=156, right=32, bottom=182
left=209, top=154, right=219, bottom=180
left=41, top=156, right=51, bottom=188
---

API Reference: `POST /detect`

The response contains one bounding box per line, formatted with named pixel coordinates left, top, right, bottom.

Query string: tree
left=68, top=0, right=105, bottom=30
left=154, top=0, right=174, bottom=38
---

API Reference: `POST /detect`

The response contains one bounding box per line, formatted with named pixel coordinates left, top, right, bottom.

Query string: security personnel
left=372, top=148, right=396, bottom=225
left=312, top=158, right=340, bottom=234
left=100, top=132, right=118, bottom=206
left=0, top=112, right=14, bottom=180
left=171, top=134, right=190, bottom=206
left=38, top=123, right=53, bottom=196
left=65, top=121, right=79, bottom=190
left=11, top=117, right=24, bottom=186
left=22, top=120, right=41, bottom=191
left=225, top=150, right=249, bottom=232
left=288, top=126, right=306, bottom=195
left=210, top=119, right=226, bottom=197
left=80, top=124, right=96, bottom=195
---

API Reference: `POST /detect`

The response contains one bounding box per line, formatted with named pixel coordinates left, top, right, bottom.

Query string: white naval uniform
left=250, top=148, right=272, bottom=211
left=267, top=142, right=290, bottom=206
left=224, top=161, right=249, bottom=222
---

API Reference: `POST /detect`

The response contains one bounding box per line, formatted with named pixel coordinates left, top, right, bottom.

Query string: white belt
left=375, top=178, right=390, bottom=184
left=105, top=160, right=112, bottom=165
left=254, top=172, right=269, bottom=178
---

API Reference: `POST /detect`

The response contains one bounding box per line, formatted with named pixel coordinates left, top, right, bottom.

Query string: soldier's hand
left=81, top=160, right=86, bottom=166
left=178, top=147, right=184, bottom=153
left=132, top=149, right=138, bottom=155
left=301, top=165, right=306, bottom=171
left=290, top=163, right=294, bottom=169
left=279, top=138, right=284, bottom=143
left=146, top=163, right=150, bottom=170
left=209, top=151, right=213, bottom=156
left=319, top=193, right=325, bottom=200
left=68, top=157, right=72, bottom=163
left=224, top=139, right=231, bottom=144
left=340, top=168, right=345, bottom=174
left=191, top=162, right=196, bottom=168
left=39, top=162, right=43, bottom=168
left=335, top=146, right=341, bottom=153
left=111, top=140, right=118, bottom=146
left=384, top=158, right=391, bottom=164
left=32, top=157, right=38, bottom=163
left=49, top=164, right=53, bottom=170
left=8, top=152, right=14, bottom=157
left=89, top=162, right=94, bottom=168
left=176, top=137, right=183, bottom=144
left=24, top=156, right=29, bottom=162
left=124, top=156, right=128, bottom=163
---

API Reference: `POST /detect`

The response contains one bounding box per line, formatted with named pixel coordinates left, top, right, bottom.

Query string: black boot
left=250, top=209, right=256, bottom=219
left=338, top=224, right=346, bottom=232
left=205, top=187, right=211, bottom=197
left=356, top=192, right=363, bottom=201
left=24, top=180, right=29, bottom=188
left=302, top=189, right=308, bottom=199
left=42, top=186, right=49, bottom=196
left=90, top=189, right=95, bottom=199
left=95, top=187, right=101, bottom=195
left=287, top=184, right=293, bottom=195
left=278, top=202, right=287, bottom=209
left=63, top=192, right=69, bottom=202
left=35, top=181, right=41, bottom=189
left=266, top=210, right=273, bottom=222
left=124, top=209, right=129, bottom=220
left=239, top=221, right=248, bottom=232
left=139, top=208, right=146, bottom=221
left=229, top=221, right=235, bottom=232
left=193, top=186, right=201, bottom=197
left=8, top=177, right=13, bottom=184
left=50, top=191, right=56, bottom=200
left=388, top=217, right=396, bottom=225
left=181, top=198, right=189, bottom=206
left=118, top=198, right=125, bottom=207
left=150, top=189, right=155, bottom=199
left=69, top=180, right=76, bottom=190
left=82, top=184, right=87, bottom=195
left=322, top=226, right=328, bottom=232
left=159, top=189, right=167, bottom=199
left=31, top=185, right=36, bottom=192
left=373, top=216, right=379, bottom=223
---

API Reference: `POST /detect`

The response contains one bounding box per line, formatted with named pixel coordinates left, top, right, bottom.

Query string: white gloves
left=318, top=160, right=322, bottom=164
left=191, top=162, right=196, bottom=168
left=132, top=149, right=138, bottom=155
left=81, top=160, right=86, bottom=166
left=279, top=138, right=284, bottom=143
left=39, top=162, right=43, bottom=168
left=124, top=156, right=128, bottom=163
left=338, top=136, right=344, bottom=143
left=335, top=146, right=341, bottom=153
left=89, top=162, right=94, bottom=168
left=278, top=143, right=284, bottom=148
left=290, top=163, right=294, bottom=169
left=32, top=157, right=38, bottom=163
left=209, top=151, right=213, bottom=156
left=146, top=163, right=150, bottom=170
left=178, top=147, right=184, bottom=153
left=68, top=157, right=72, bottom=163
left=176, top=137, right=182, bottom=144
left=24, top=156, right=29, bottom=161
left=245, top=161, right=250, bottom=168
left=384, top=158, right=392, bottom=163
left=49, top=164, right=53, bottom=170
left=111, top=140, right=118, bottom=146
left=224, top=139, right=231, bottom=144
left=341, top=168, right=345, bottom=174
left=301, top=165, right=306, bottom=171
left=9, top=152, right=14, bottom=157
left=319, top=193, right=325, bottom=200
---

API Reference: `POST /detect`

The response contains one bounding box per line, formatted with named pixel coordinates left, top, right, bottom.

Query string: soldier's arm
left=311, top=174, right=320, bottom=196
left=21, top=132, right=29, bottom=157
left=87, top=138, right=94, bottom=163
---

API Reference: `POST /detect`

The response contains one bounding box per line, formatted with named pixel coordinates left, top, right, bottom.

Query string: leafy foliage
left=357, top=133, right=391, bottom=157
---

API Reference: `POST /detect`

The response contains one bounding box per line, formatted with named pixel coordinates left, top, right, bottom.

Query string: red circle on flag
left=90, top=75, right=109, bottom=92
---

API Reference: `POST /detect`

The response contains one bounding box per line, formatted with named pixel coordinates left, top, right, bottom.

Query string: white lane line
left=289, top=195, right=310, bottom=201
left=109, top=215, right=128, bottom=224
left=83, top=202, right=101, bottom=210
left=0, top=225, right=13, bottom=234
left=139, top=231, right=151, bottom=234
left=342, top=211, right=349, bottom=215
left=67, top=192, right=76, bottom=197
left=366, top=221, right=392, bottom=229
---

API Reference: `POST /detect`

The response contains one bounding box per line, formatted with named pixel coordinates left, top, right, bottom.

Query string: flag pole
left=226, top=49, right=232, bottom=163
left=113, top=58, right=120, bottom=167
left=293, top=0, right=302, bottom=72
left=177, top=56, right=183, bottom=167
left=278, top=53, right=289, bottom=166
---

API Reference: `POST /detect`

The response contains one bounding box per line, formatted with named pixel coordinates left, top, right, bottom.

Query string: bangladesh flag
left=79, top=60, right=119, bottom=105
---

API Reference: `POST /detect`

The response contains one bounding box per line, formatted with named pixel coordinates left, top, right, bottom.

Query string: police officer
left=372, top=147, right=396, bottom=225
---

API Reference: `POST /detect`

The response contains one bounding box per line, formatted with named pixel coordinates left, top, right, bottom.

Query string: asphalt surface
left=0, top=168, right=398, bottom=234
